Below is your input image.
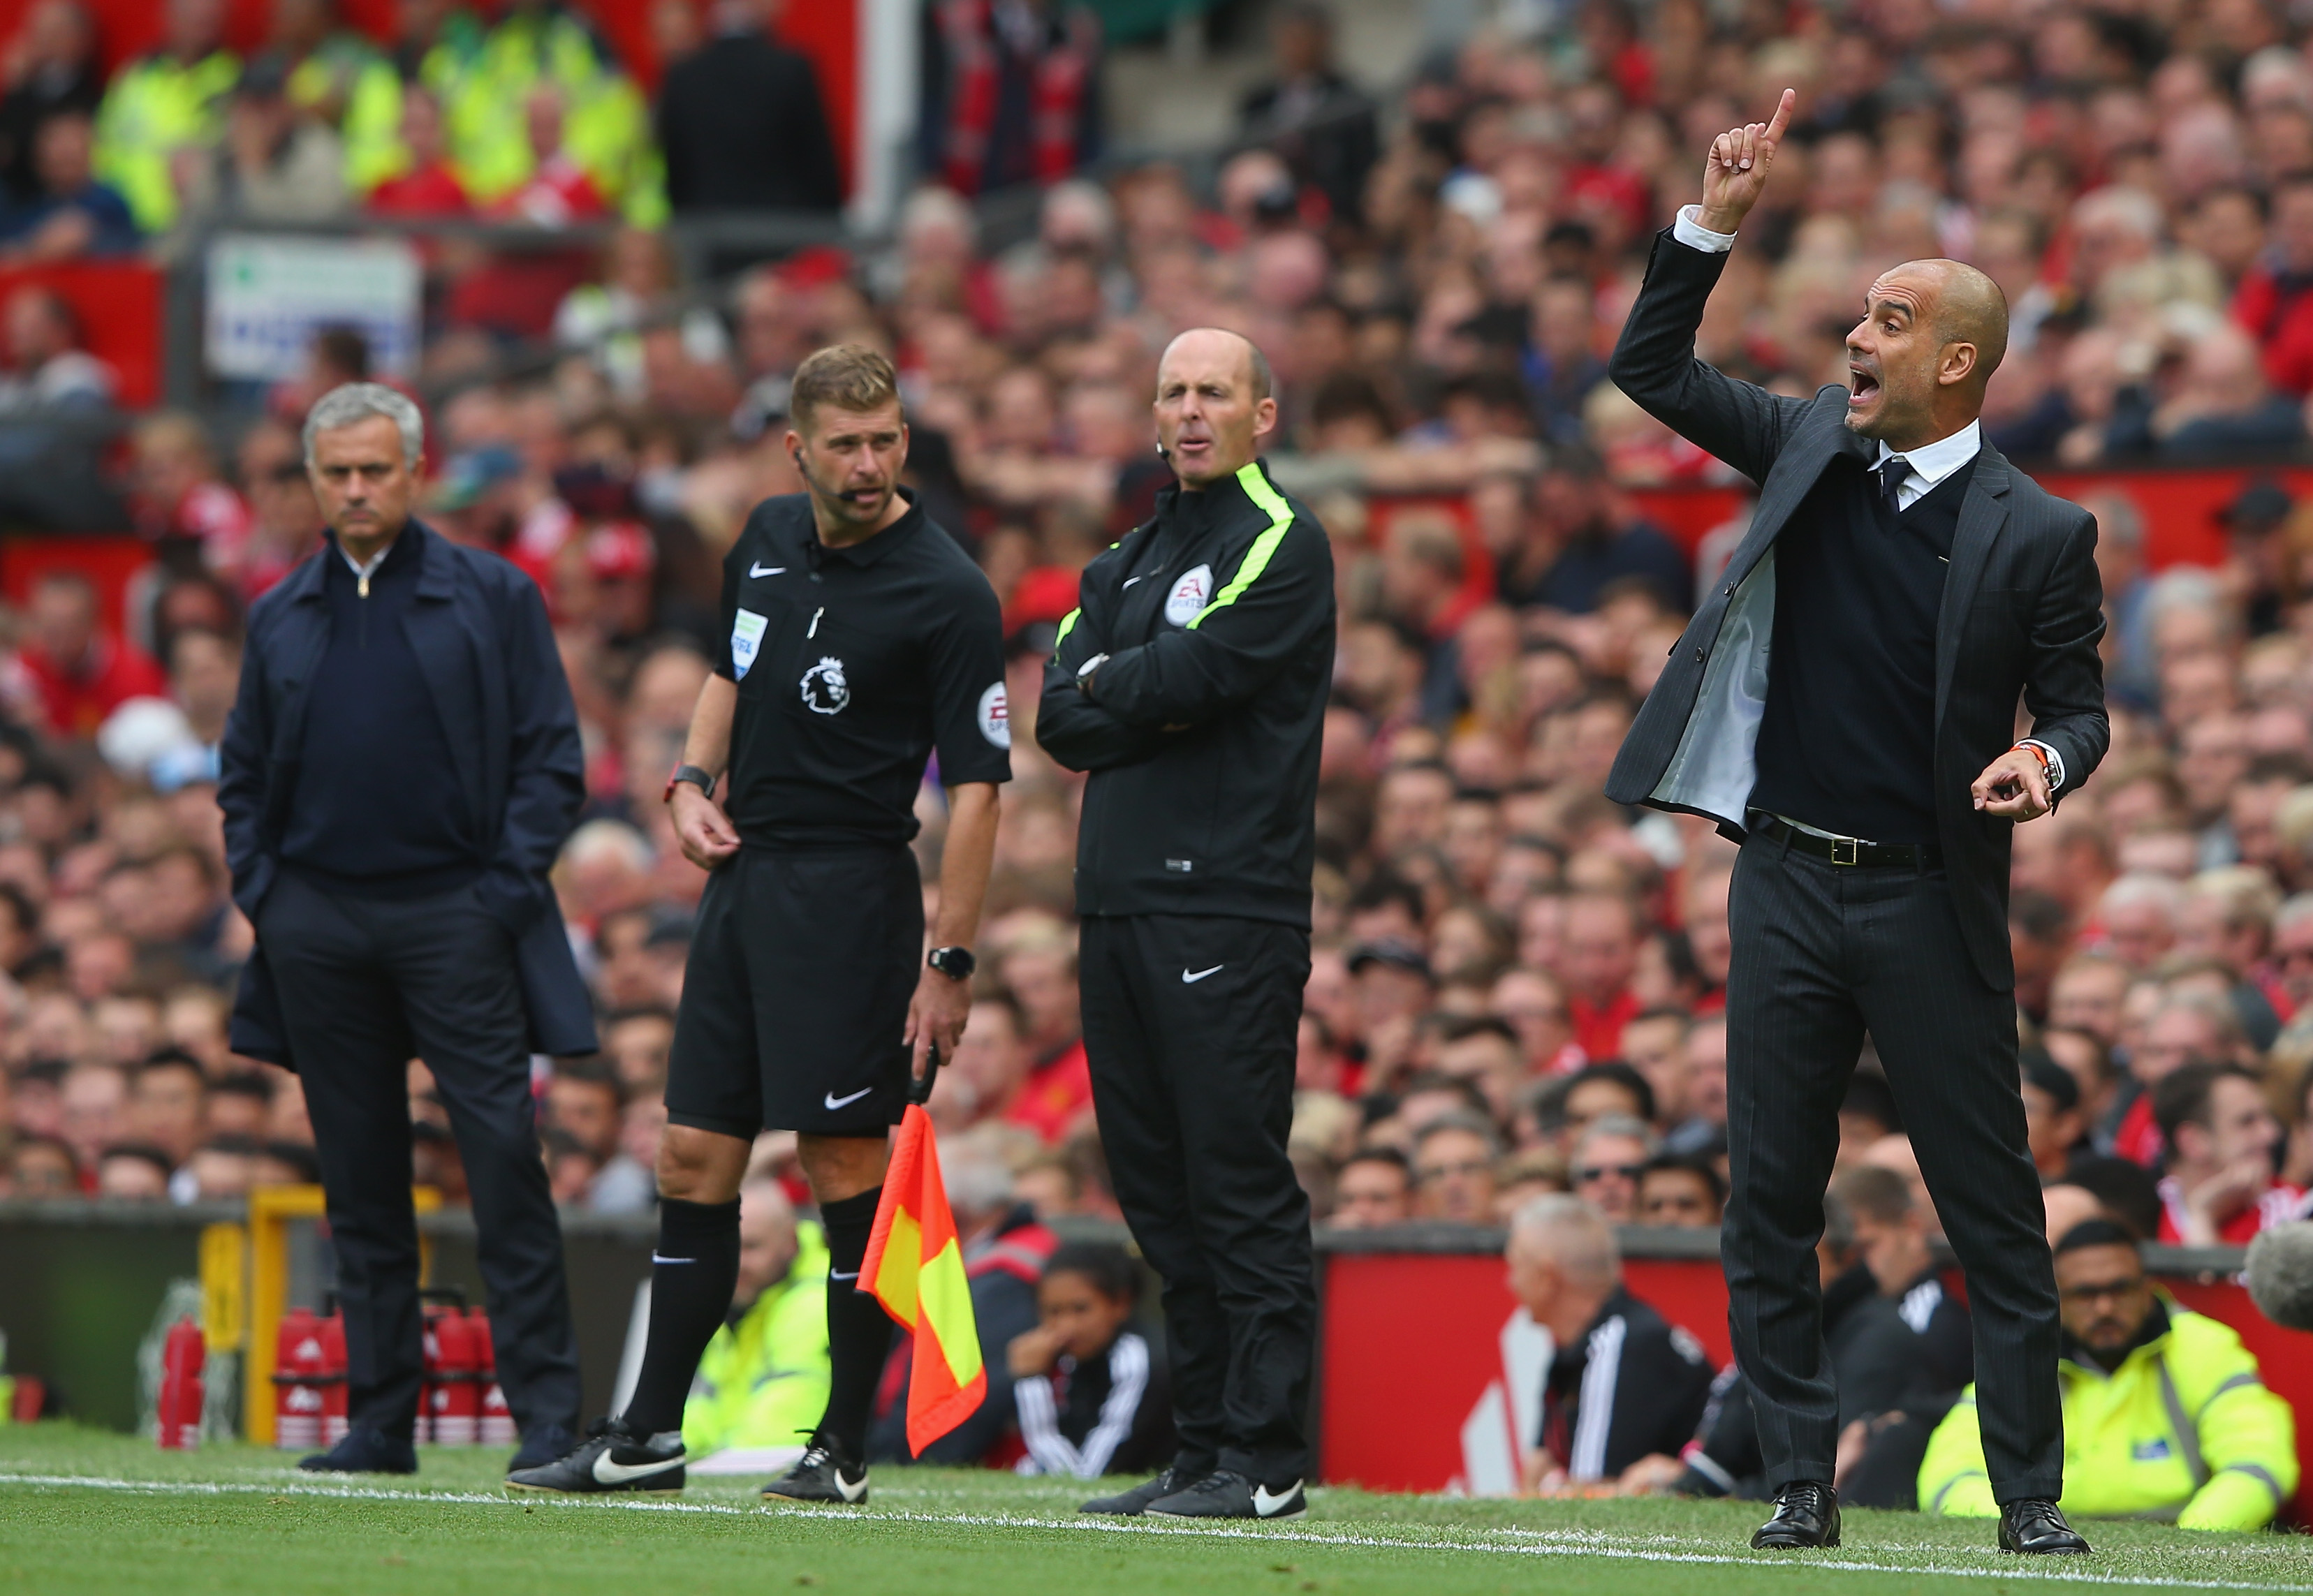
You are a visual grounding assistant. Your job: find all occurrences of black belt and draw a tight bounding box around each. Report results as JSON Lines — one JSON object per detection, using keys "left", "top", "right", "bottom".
{"left": 1752, "top": 813, "right": 1941, "bottom": 869}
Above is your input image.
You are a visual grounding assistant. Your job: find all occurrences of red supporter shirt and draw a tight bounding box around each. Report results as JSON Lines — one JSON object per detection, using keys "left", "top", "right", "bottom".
{"left": 367, "top": 164, "right": 471, "bottom": 218}
{"left": 2155, "top": 1176, "right": 2305, "bottom": 1246}
{"left": 2113, "top": 1094, "right": 2165, "bottom": 1169}
{"left": 1003, "top": 1040, "right": 1094, "bottom": 1144}
{"left": 1569, "top": 989, "right": 1642, "bottom": 1063}
{"left": 20, "top": 635, "right": 168, "bottom": 739}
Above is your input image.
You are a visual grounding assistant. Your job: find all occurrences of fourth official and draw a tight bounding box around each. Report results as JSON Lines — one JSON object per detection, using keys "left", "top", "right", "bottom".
{"left": 1038, "top": 327, "right": 1335, "bottom": 1521}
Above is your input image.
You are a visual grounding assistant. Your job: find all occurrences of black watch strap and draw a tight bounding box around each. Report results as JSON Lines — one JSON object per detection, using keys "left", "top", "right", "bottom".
{"left": 664, "top": 762, "right": 716, "bottom": 803}
{"left": 927, "top": 945, "right": 976, "bottom": 981}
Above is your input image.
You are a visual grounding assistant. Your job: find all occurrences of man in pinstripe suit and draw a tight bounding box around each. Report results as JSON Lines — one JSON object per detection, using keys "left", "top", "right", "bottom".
{"left": 1604, "top": 91, "right": 2108, "bottom": 1554}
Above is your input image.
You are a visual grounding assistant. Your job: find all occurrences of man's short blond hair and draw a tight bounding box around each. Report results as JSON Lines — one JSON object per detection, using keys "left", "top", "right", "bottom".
{"left": 791, "top": 343, "right": 903, "bottom": 433}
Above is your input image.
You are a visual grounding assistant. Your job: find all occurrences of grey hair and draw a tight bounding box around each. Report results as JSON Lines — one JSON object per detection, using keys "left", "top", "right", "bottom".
{"left": 2277, "top": 892, "right": 2313, "bottom": 938}
{"left": 303, "top": 382, "right": 424, "bottom": 467}
{"left": 1572, "top": 1113, "right": 1661, "bottom": 1162}
{"left": 1506, "top": 1192, "right": 1620, "bottom": 1287}
{"left": 1412, "top": 1109, "right": 1504, "bottom": 1159}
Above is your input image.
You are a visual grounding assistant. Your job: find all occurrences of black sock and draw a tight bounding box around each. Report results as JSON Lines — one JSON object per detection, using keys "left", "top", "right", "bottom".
{"left": 620, "top": 1196, "right": 741, "bottom": 1436}
{"left": 816, "top": 1186, "right": 894, "bottom": 1463}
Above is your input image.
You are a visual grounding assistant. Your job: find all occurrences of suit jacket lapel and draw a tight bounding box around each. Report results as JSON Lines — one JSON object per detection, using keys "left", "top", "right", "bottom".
{"left": 1718, "top": 399, "right": 1875, "bottom": 592}
{"left": 1934, "top": 448, "right": 2013, "bottom": 728}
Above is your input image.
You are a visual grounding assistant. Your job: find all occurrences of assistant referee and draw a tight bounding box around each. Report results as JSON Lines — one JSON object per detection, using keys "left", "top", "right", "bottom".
{"left": 512, "top": 345, "right": 1009, "bottom": 1503}
{"left": 1036, "top": 327, "right": 1335, "bottom": 1521}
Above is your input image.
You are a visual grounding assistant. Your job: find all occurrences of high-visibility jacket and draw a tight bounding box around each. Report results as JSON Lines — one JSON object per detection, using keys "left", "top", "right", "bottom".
{"left": 1921, "top": 1299, "right": 2297, "bottom": 1531}
{"left": 284, "top": 41, "right": 406, "bottom": 196}
{"left": 439, "top": 6, "right": 665, "bottom": 224}
{"left": 680, "top": 1222, "right": 830, "bottom": 1456}
{"left": 92, "top": 48, "right": 240, "bottom": 231}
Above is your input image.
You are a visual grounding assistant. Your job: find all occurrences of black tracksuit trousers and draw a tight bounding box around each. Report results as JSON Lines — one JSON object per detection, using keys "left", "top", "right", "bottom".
{"left": 1078, "top": 912, "right": 1315, "bottom": 1488}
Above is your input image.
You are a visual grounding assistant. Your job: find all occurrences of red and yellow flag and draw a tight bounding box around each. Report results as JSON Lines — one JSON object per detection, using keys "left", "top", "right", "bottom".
{"left": 860, "top": 1103, "right": 985, "bottom": 1454}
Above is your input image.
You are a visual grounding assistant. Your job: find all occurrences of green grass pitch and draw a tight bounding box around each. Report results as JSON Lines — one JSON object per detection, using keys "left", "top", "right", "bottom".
{"left": 3, "top": 1425, "right": 2311, "bottom": 1595}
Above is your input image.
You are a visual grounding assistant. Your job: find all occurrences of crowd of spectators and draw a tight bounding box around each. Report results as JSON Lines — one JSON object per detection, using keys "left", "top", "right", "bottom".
{"left": 1, "top": 0, "right": 2312, "bottom": 1506}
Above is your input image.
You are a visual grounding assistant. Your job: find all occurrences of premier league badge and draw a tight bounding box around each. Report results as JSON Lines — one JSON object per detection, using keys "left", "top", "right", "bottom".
{"left": 800, "top": 656, "right": 851, "bottom": 714}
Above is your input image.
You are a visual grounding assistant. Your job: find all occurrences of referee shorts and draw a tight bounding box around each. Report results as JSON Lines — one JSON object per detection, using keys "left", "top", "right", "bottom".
{"left": 665, "top": 843, "right": 921, "bottom": 1139}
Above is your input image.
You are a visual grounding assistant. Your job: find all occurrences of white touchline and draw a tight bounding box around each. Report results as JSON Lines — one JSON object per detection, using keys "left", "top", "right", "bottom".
{"left": 0, "top": 1475, "right": 2298, "bottom": 1592}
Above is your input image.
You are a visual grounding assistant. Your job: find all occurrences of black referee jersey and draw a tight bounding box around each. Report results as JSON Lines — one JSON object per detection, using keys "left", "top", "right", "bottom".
{"left": 1539, "top": 1286, "right": 1717, "bottom": 1483}
{"left": 715, "top": 488, "right": 1012, "bottom": 841}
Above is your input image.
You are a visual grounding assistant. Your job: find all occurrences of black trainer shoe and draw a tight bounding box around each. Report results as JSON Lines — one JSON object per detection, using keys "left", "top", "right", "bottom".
{"left": 2000, "top": 1499, "right": 2090, "bottom": 1554}
{"left": 508, "top": 1421, "right": 575, "bottom": 1475}
{"left": 504, "top": 1417, "right": 686, "bottom": 1494}
{"left": 1081, "top": 1467, "right": 1196, "bottom": 1516}
{"left": 760, "top": 1442, "right": 869, "bottom": 1506}
{"left": 1752, "top": 1480, "right": 1840, "bottom": 1549}
{"left": 1147, "top": 1470, "right": 1306, "bottom": 1521}
{"left": 299, "top": 1426, "right": 417, "bottom": 1475}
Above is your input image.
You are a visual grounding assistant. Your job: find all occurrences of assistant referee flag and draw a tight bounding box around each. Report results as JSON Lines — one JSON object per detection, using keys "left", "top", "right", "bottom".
{"left": 860, "top": 1103, "right": 985, "bottom": 1454}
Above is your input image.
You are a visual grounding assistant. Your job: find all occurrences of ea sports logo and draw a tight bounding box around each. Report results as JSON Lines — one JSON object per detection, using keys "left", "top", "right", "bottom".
{"left": 1164, "top": 563, "right": 1213, "bottom": 627}
{"left": 978, "top": 681, "right": 1010, "bottom": 748}
{"left": 800, "top": 656, "right": 850, "bottom": 714}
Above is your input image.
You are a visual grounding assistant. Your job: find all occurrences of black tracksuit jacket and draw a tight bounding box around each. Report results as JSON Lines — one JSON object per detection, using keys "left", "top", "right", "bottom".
{"left": 1036, "top": 459, "right": 1334, "bottom": 928}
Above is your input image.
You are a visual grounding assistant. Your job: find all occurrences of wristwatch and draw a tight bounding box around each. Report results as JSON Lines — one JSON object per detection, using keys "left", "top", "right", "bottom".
{"left": 663, "top": 763, "right": 716, "bottom": 804}
{"left": 1075, "top": 652, "right": 1110, "bottom": 695}
{"left": 927, "top": 945, "right": 976, "bottom": 981}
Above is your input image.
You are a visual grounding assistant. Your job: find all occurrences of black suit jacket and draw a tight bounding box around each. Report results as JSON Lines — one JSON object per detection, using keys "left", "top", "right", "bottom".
{"left": 1603, "top": 227, "right": 2108, "bottom": 989}
{"left": 218, "top": 520, "right": 596, "bottom": 1066}
{"left": 656, "top": 34, "right": 842, "bottom": 214}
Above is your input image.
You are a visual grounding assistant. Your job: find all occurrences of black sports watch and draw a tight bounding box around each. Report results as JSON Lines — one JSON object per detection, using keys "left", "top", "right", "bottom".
{"left": 663, "top": 762, "right": 716, "bottom": 804}
{"left": 927, "top": 945, "right": 976, "bottom": 982}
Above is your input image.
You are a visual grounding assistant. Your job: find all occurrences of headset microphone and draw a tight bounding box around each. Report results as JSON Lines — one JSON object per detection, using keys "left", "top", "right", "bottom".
{"left": 1155, "top": 441, "right": 1170, "bottom": 460}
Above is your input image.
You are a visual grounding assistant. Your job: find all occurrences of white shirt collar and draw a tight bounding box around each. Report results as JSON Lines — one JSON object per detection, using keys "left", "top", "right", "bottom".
{"left": 1877, "top": 420, "right": 1981, "bottom": 489}
{"left": 339, "top": 540, "right": 393, "bottom": 580}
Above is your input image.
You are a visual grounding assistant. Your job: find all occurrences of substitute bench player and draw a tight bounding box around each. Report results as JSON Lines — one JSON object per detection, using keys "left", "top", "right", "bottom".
{"left": 512, "top": 344, "right": 1009, "bottom": 1503}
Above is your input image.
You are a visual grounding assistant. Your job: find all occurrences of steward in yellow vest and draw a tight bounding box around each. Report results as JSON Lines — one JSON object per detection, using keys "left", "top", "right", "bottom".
{"left": 1921, "top": 1220, "right": 2296, "bottom": 1531}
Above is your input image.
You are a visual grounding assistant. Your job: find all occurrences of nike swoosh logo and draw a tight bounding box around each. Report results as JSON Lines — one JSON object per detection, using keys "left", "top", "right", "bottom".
{"left": 592, "top": 1449, "right": 684, "bottom": 1485}
{"left": 829, "top": 1270, "right": 860, "bottom": 1282}
{"left": 833, "top": 1468, "right": 869, "bottom": 1502}
{"left": 1122, "top": 575, "right": 1145, "bottom": 587}
{"left": 650, "top": 1254, "right": 696, "bottom": 1265}
{"left": 750, "top": 563, "right": 786, "bottom": 577}
{"left": 1182, "top": 964, "right": 1224, "bottom": 983}
{"left": 824, "top": 1086, "right": 874, "bottom": 1110}
{"left": 1252, "top": 1482, "right": 1301, "bottom": 1516}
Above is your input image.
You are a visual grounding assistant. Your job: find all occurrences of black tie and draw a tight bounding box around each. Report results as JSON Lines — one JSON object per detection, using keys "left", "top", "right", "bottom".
{"left": 1879, "top": 456, "right": 1911, "bottom": 512}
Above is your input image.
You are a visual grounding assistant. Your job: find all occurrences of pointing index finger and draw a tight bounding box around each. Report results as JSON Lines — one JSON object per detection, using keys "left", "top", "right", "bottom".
{"left": 1764, "top": 87, "right": 1796, "bottom": 143}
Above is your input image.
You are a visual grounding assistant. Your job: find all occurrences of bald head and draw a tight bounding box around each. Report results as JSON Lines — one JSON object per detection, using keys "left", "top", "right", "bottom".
{"left": 1154, "top": 327, "right": 1279, "bottom": 487}
{"left": 1914, "top": 258, "right": 2009, "bottom": 387}
{"left": 1160, "top": 327, "right": 1272, "bottom": 403}
{"left": 1844, "top": 258, "right": 2011, "bottom": 447}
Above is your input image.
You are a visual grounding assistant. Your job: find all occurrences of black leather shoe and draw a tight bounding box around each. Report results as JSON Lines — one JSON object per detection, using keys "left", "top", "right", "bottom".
{"left": 2000, "top": 1499, "right": 2090, "bottom": 1554}
{"left": 1752, "top": 1480, "right": 1840, "bottom": 1549}
{"left": 298, "top": 1425, "right": 418, "bottom": 1475}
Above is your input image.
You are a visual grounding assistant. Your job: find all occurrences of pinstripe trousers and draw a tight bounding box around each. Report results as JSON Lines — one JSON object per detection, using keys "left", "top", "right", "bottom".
{"left": 1722, "top": 827, "right": 2062, "bottom": 1502}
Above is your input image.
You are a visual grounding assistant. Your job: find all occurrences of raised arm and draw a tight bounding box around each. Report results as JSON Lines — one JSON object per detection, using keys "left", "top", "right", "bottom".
{"left": 1606, "top": 89, "right": 1812, "bottom": 485}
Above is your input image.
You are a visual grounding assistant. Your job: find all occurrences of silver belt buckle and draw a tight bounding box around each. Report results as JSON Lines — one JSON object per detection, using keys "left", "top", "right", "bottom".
{"left": 1830, "top": 836, "right": 1860, "bottom": 866}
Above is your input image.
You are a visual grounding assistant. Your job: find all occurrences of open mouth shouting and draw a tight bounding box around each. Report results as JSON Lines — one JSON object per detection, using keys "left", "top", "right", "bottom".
{"left": 1848, "top": 362, "right": 1882, "bottom": 411}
